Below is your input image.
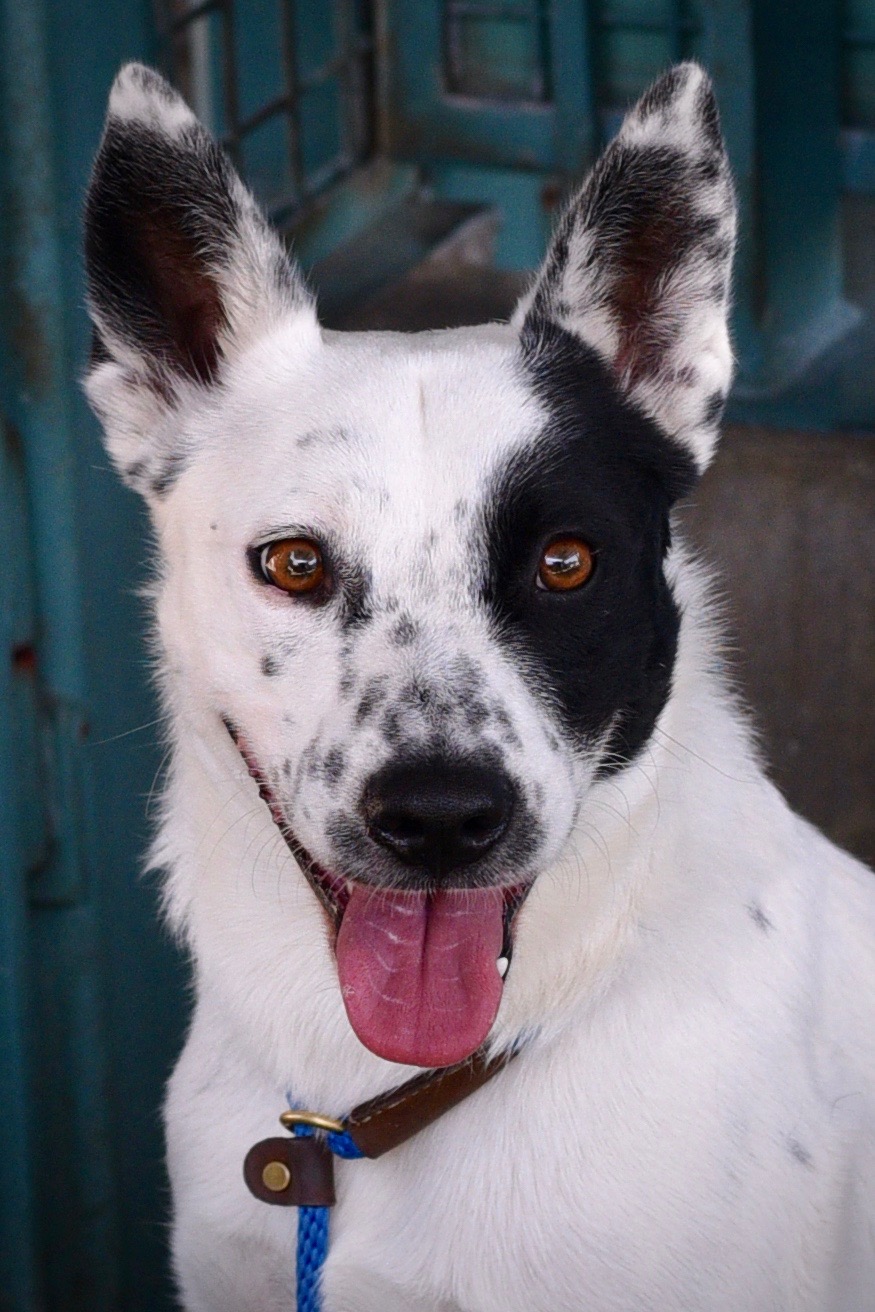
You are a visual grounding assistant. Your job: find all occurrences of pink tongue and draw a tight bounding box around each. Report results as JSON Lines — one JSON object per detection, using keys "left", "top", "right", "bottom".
{"left": 335, "top": 885, "right": 505, "bottom": 1067}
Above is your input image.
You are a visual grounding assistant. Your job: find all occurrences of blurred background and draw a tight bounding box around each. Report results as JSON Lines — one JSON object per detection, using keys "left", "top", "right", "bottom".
{"left": 0, "top": 1, "right": 873, "bottom": 1308}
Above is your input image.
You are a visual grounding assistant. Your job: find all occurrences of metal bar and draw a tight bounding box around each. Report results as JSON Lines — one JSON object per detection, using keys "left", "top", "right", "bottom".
{"left": 338, "top": 0, "right": 373, "bottom": 163}
{"left": 0, "top": 438, "right": 40, "bottom": 1312}
{"left": 234, "top": 91, "right": 295, "bottom": 138}
{"left": 668, "top": 0, "right": 684, "bottom": 61}
{"left": 549, "top": 0, "right": 598, "bottom": 171}
{"left": 300, "top": 150, "right": 357, "bottom": 198}
{"left": 332, "top": 0, "right": 355, "bottom": 162}
{"left": 445, "top": 2, "right": 538, "bottom": 17}
{"left": 280, "top": 0, "right": 305, "bottom": 208}
{"left": 219, "top": 0, "right": 241, "bottom": 153}
{"left": 533, "top": 0, "right": 550, "bottom": 102}
{"left": 297, "top": 40, "right": 374, "bottom": 91}
{"left": 166, "top": 0, "right": 220, "bottom": 36}
{"left": 843, "top": 127, "right": 875, "bottom": 192}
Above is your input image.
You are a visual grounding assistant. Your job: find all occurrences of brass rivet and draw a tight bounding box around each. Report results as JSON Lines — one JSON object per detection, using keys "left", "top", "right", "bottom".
{"left": 262, "top": 1160, "right": 291, "bottom": 1193}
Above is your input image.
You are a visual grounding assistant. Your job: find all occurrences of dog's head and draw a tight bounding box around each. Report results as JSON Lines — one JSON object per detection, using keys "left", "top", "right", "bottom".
{"left": 84, "top": 63, "right": 735, "bottom": 1069}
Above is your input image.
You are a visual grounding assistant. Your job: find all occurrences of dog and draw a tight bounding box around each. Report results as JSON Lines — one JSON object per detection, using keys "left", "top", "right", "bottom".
{"left": 83, "top": 60, "right": 874, "bottom": 1311}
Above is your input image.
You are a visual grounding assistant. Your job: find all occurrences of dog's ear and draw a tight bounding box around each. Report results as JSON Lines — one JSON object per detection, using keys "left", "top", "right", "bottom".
{"left": 514, "top": 63, "right": 736, "bottom": 474}
{"left": 84, "top": 63, "right": 316, "bottom": 496}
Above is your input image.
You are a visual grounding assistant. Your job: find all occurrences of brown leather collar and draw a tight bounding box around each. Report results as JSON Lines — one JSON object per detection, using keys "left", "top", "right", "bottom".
{"left": 244, "top": 1045, "right": 520, "bottom": 1207}
{"left": 342, "top": 1043, "right": 519, "bottom": 1158}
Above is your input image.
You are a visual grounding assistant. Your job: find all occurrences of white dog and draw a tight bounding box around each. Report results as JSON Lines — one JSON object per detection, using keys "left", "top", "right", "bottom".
{"left": 84, "top": 60, "right": 874, "bottom": 1312}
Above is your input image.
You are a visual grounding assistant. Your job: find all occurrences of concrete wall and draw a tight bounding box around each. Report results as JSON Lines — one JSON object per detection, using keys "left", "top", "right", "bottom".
{"left": 680, "top": 426, "right": 875, "bottom": 869}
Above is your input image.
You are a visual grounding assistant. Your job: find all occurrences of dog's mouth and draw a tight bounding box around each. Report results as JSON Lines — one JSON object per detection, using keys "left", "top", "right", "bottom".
{"left": 226, "top": 720, "right": 530, "bottom": 1068}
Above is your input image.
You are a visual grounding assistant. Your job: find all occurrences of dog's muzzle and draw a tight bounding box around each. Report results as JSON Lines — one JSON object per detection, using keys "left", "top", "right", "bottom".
{"left": 223, "top": 717, "right": 532, "bottom": 1069}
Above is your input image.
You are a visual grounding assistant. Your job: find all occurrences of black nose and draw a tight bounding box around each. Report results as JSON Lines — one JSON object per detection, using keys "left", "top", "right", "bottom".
{"left": 362, "top": 760, "right": 514, "bottom": 876}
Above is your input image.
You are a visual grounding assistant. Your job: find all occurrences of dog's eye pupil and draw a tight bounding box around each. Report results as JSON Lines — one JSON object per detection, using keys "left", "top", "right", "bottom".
{"left": 261, "top": 539, "right": 325, "bottom": 595}
{"left": 537, "top": 538, "right": 595, "bottom": 592}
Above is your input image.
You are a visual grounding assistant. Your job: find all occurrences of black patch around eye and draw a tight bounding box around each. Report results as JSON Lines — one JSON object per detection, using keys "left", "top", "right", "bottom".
{"left": 481, "top": 322, "right": 698, "bottom": 775}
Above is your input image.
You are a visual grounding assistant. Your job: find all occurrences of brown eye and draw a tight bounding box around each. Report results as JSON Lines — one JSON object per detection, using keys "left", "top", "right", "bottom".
{"left": 260, "top": 539, "right": 325, "bottom": 595}
{"left": 537, "top": 537, "right": 595, "bottom": 592}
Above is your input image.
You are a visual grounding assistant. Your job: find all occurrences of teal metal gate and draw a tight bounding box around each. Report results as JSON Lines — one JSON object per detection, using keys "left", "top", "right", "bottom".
{"left": 1, "top": 3, "right": 872, "bottom": 1310}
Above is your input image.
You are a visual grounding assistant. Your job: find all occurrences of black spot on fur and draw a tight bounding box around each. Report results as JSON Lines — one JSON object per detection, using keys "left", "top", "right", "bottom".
{"left": 482, "top": 323, "right": 697, "bottom": 773}
{"left": 787, "top": 1138, "right": 813, "bottom": 1169}
{"left": 297, "top": 426, "right": 354, "bottom": 449}
{"left": 696, "top": 77, "right": 725, "bottom": 154}
{"left": 321, "top": 746, "right": 345, "bottom": 784}
{"left": 90, "top": 327, "right": 112, "bottom": 366}
{"left": 391, "top": 615, "right": 420, "bottom": 647}
{"left": 747, "top": 902, "right": 774, "bottom": 933}
{"left": 696, "top": 153, "right": 722, "bottom": 185}
{"left": 449, "top": 655, "right": 484, "bottom": 701}
{"left": 124, "top": 458, "right": 148, "bottom": 484}
{"left": 492, "top": 704, "right": 522, "bottom": 749}
{"left": 150, "top": 448, "right": 189, "bottom": 496}
{"left": 283, "top": 759, "right": 292, "bottom": 779}
{"left": 325, "top": 810, "right": 360, "bottom": 863}
{"left": 400, "top": 679, "right": 434, "bottom": 712}
{"left": 703, "top": 391, "right": 726, "bottom": 428}
{"left": 261, "top": 653, "right": 280, "bottom": 677}
{"left": 341, "top": 562, "right": 373, "bottom": 631}
{"left": 452, "top": 498, "right": 470, "bottom": 524}
{"left": 355, "top": 678, "right": 388, "bottom": 725}
{"left": 381, "top": 708, "right": 403, "bottom": 746}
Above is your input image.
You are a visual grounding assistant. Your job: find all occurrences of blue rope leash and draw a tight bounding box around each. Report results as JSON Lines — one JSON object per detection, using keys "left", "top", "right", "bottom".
{"left": 289, "top": 1121, "right": 363, "bottom": 1312}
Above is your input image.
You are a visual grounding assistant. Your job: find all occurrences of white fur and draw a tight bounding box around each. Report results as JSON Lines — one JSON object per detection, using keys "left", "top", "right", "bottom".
{"left": 151, "top": 327, "right": 874, "bottom": 1311}
{"left": 85, "top": 65, "right": 875, "bottom": 1312}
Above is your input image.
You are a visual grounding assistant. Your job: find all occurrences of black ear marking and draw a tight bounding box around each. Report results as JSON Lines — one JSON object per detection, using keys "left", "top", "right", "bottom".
{"left": 515, "top": 63, "right": 736, "bottom": 474}
{"left": 86, "top": 120, "right": 236, "bottom": 386}
{"left": 84, "top": 64, "right": 312, "bottom": 392}
{"left": 83, "top": 64, "right": 316, "bottom": 499}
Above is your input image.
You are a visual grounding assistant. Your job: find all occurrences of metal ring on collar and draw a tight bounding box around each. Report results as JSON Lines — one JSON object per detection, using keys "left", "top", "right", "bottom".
{"left": 280, "top": 1109, "right": 345, "bottom": 1134}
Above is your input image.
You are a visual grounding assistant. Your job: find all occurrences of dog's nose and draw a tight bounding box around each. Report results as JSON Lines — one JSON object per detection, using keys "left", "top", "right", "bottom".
{"left": 362, "top": 760, "right": 514, "bottom": 875}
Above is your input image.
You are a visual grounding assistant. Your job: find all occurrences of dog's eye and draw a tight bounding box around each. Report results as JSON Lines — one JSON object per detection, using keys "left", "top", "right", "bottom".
{"left": 260, "top": 539, "right": 325, "bottom": 595}
{"left": 537, "top": 538, "right": 595, "bottom": 592}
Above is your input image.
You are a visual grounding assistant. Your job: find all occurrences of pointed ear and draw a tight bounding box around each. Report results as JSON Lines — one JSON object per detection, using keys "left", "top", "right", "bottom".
{"left": 515, "top": 63, "right": 736, "bottom": 473}
{"left": 83, "top": 63, "right": 317, "bottom": 496}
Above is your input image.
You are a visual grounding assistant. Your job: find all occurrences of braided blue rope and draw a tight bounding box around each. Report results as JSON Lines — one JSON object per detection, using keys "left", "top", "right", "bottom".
{"left": 290, "top": 1121, "right": 363, "bottom": 1312}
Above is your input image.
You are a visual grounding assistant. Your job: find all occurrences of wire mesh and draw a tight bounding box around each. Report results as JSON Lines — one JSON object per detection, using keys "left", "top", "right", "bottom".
{"left": 154, "top": 0, "right": 375, "bottom": 223}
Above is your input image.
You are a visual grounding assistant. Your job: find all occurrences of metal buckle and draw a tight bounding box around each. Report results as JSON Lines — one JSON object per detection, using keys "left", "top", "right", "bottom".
{"left": 279, "top": 1109, "right": 345, "bottom": 1134}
